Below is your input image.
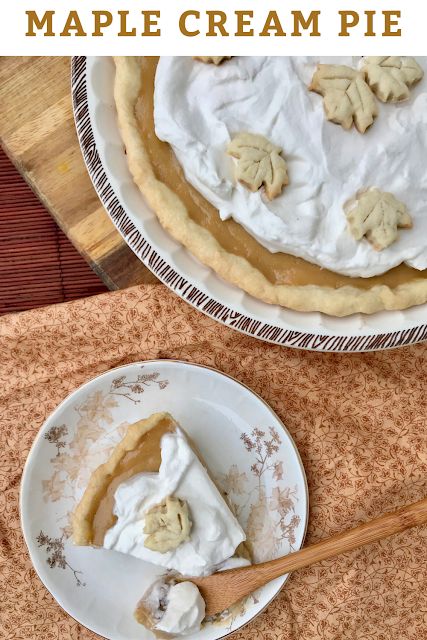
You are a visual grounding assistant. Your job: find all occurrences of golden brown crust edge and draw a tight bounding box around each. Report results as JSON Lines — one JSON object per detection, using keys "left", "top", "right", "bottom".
{"left": 113, "top": 56, "right": 427, "bottom": 317}
{"left": 72, "top": 411, "right": 174, "bottom": 546}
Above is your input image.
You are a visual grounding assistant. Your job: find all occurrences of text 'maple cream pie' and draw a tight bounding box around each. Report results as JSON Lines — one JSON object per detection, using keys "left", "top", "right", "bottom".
{"left": 113, "top": 56, "right": 427, "bottom": 316}
{"left": 72, "top": 412, "right": 250, "bottom": 636}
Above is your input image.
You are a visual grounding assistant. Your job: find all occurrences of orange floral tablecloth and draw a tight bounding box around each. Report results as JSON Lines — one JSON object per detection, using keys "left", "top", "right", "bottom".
{"left": 1, "top": 284, "right": 426, "bottom": 640}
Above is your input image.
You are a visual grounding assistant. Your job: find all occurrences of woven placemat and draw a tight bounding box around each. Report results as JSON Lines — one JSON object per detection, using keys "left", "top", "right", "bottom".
{"left": 0, "top": 148, "right": 107, "bottom": 314}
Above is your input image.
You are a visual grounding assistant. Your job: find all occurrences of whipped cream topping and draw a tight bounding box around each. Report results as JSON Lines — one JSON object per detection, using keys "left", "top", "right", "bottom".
{"left": 154, "top": 57, "right": 427, "bottom": 278}
{"left": 103, "top": 427, "right": 247, "bottom": 576}
{"left": 139, "top": 578, "right": 205, "bottom": 636}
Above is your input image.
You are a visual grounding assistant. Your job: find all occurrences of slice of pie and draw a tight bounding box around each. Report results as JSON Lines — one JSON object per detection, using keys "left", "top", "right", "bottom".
{"left": 113, "top": 56, "right": 427, "bottom": 316}
{"left": 72, "top": 412, "right": 248, "bottom": 577}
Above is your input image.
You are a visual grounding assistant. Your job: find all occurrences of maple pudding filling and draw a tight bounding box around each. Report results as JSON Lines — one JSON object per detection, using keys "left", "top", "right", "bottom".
{"left": 76, "top": 415, "right": 175, "bottom": 547}
{"left": 135, "top": 57, "right": 426, "bottom": 290}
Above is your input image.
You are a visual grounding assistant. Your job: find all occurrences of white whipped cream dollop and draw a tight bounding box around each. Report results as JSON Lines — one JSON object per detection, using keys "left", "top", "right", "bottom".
{"left": 103, "top": 428, "right": 247, "bottom": 576}
{"left": 140, "top": 578, "right": 205, "bottom": 636}
{"left": 155, "top": 581, "right": 205, "bottom": 636}
{"left": 154, "top": 57, "right": 427, "bottom": 278}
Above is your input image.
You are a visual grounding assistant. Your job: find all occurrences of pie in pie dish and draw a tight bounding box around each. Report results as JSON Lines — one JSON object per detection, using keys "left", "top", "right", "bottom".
{"left": 113, "top": 56, "right": 427, "bottom": 316}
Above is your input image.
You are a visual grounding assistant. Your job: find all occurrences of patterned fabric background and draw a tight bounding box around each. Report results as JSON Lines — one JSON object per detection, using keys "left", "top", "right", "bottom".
{"left": 0, "top": 284, "right": 426, "bottom": 640}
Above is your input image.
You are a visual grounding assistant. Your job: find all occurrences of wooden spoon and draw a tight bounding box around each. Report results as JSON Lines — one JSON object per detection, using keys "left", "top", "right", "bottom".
{"left": 190, "top": 496, "right": 427, "bottom": 616}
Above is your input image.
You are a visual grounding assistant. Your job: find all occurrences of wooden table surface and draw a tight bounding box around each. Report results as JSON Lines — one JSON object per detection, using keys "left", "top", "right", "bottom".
{"left": 0, "top": 56, "right": 158, "bottom": 290}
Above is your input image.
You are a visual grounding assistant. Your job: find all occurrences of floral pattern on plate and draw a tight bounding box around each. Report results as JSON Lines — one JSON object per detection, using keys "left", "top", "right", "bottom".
{"left": 219, "top": 427, "right": 301, "bottom": 563}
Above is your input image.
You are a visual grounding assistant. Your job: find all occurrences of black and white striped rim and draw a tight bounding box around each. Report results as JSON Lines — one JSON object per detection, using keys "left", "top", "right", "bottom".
{"left": 71, "top": 57, "right": 427, "bottom": 352}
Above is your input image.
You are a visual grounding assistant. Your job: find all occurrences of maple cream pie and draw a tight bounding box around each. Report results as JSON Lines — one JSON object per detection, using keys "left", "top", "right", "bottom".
{"left": 114, "top": 56, "right": 427, "bottom": 316}
{"left": 73, "top": 412, "right": 249, "bottom": 635}
{"left": 73, "top": 412, "right": 248, "bottom": 575}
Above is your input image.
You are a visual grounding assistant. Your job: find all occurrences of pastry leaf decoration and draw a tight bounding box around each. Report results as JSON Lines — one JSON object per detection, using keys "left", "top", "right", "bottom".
{"left": 227, "top": 132, "right": 289, "bottom": 200}
{"left": 144, "top": 496, "right": 192, "bottom": 553}
{"left": 310, "top": 64, "right": 378, "bottom": 133}
{"left": 362, "top": 56, "right": 424, "bottom": 103}
{"left": 346, "top": 189, "right": 412, "bottom": 251}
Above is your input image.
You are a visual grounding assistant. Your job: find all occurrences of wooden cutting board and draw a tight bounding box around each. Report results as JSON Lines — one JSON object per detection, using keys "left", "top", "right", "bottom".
{"left": 0, "top": 56, "right": 158, "bottom": 289}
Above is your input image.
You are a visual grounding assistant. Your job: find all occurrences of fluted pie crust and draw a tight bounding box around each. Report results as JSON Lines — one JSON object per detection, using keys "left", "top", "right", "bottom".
{"left": 113, "top": 56, "right": 427, "bottom": 316}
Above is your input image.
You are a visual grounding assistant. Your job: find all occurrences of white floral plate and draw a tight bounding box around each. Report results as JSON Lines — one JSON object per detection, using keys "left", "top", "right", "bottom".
{"left": 71, "top": 56, "right": 427, "bottom": 352}
{"left": 20, "top": 360, "right": 308, "bottom": 640}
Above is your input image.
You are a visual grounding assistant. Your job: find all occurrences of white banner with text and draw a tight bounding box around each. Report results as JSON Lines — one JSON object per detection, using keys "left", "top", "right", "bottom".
{"left": 1, "top": 0, "right": 426, "bottom": 55}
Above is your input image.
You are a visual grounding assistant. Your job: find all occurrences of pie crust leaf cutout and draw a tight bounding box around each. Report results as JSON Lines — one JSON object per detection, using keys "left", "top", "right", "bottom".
{"left": 310, "top": 64, "right": 378, "bottom": 133}
{"left": 144, "top": 495, "right": 192, "bottom": 553}
{"left": 362, "top": 57, "right": 424, "bottom": 103}
{"left": 346, "top": 189, "right": 413, "bottom": 251}
{"left": 227, "top": 132, "right": 289, "bottom": 200}
{"left": 194, "top": 56, "right": 232, "bottom": 65}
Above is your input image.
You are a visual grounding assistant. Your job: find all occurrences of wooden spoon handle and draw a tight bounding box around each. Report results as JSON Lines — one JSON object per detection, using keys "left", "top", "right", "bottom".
{"left": 236, "top": 496, "right": 427, "bottom": 592}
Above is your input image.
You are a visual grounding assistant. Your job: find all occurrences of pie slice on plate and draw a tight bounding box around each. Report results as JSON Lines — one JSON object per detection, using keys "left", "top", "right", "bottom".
{"left": 72, "top": 412, "right": 248, "bottom": 576}
{"left": 73, "top": 412, "right": 250, "bottom": 636}
{"left": 113, "top": 56, "right": 427, "bottom": 316}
